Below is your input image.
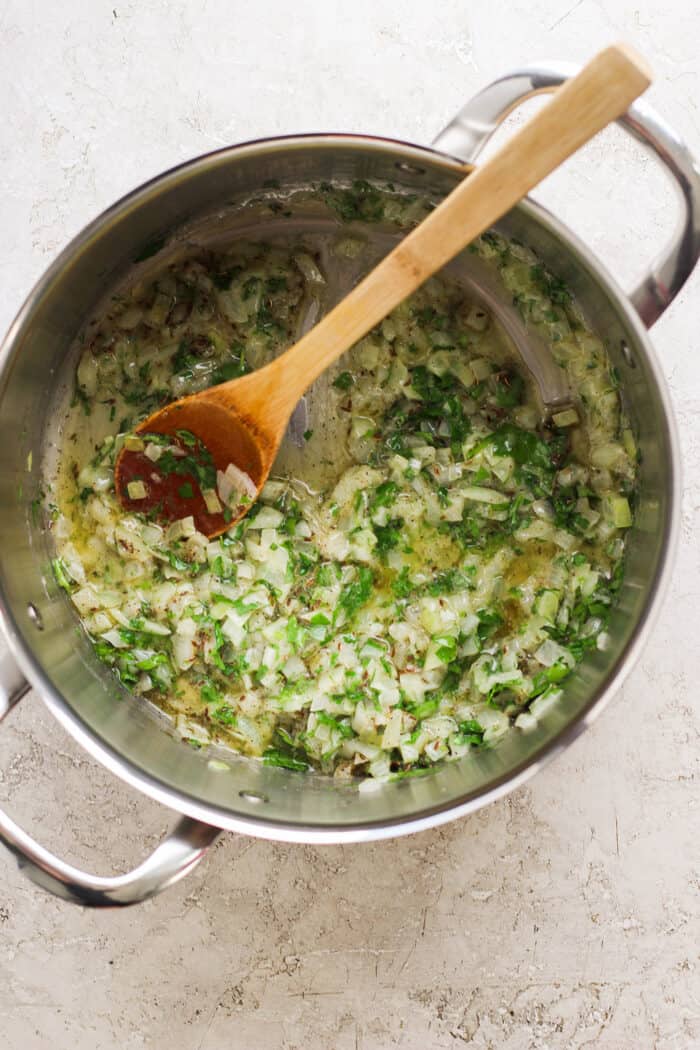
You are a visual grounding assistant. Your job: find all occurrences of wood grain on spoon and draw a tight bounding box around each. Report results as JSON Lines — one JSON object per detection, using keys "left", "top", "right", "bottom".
{"left": 115, "top": 43, "right": 652, "bottom": 538}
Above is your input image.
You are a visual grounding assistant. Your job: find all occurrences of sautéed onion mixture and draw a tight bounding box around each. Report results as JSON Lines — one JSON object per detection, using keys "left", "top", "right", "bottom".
{"left": 52, "top": 201, "right": 636, "bottom": 782}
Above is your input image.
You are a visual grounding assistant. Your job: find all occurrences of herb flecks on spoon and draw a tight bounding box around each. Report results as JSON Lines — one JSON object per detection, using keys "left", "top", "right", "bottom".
{"left": 118, "top": 429, "right": 251, "bottom": 534}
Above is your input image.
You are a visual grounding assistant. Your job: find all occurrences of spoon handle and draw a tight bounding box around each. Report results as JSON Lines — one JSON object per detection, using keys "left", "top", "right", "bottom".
{"left": 264, "top": 43, "right": 651, "bottom": 409}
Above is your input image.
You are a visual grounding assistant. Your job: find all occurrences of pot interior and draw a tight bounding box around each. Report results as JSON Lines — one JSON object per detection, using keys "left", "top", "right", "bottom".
{"left": 0, "top": 138, "right": 677, "bottom": 837}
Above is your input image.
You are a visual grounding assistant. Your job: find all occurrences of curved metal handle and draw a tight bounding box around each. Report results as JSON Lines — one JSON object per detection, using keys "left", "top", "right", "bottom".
{"left": 433, "top": 62, "right": 700, "bottom": 328}
{"left": 0, "top": 645, "right": 220, "bottom": 906}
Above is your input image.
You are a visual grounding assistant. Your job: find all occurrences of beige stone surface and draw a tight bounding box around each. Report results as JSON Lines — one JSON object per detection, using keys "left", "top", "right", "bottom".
{"left": 0, "top": 1, "right": 698, "bottom": 1047}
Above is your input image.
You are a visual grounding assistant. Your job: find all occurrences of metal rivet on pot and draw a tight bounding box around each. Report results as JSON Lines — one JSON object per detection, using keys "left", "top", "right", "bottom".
{"left": 27, "top": 603, "right": 44, "bottom": 630}
{"left": 621, "top": 340, "right": 637, "bottom": 368}
{"left": 239, "top": 790, "right": 269, "bottom": 804}
{"left": 395, "top": 161, "right": 425, "bottom": 176}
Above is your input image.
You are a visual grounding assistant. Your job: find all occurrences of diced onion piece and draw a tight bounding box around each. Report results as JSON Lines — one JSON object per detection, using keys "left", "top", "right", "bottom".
{"left": 534, "top": 589, "right": 560, "bottom": 621}
{"left": 515, "top": 711, "right": 538, "bottom": 732}
{"left": 127, "top": 480, "right": 147, "bottom": 500}
{"left": 85, "top": 611, "right": 112, "bottom": 634}
{"left": 477, "top": 709, "right": 509, "bottom": 745}
{"left": 141, "top": 522, "right": 164, "bottom": 546}
{"left": 591, "top": 441, "right": 627, "bottom": 471}
{"left": 139, "top": 618, "right": 171, "bottom": 637}
{"left": 515, "top": 519, "right": 553, "bottom": 543}
{"left": 381, "top": 318, "right": 397, "bottom": 342}
{"left": 451, "top": 359, "right": 475, "bottom": 389}
{"left": 294, "top": 252, "right": 325, "bottom": 284}
{"left": 534, "top": 638, "right": 575, "bottom": 668}
{"left": 217, "top": 462, "right": 257, "bottom": 507}
{"left": 399, "top": 671, "right": 432, "bottom": 703}
{"left": 430, "top": 329, "right": 454, "bottom": 349}
{"left": 611, "top": 496, "right": 633, "bottom": 528}
{"left": 469, "top": 357, "right": 492, "bottom": 381}
{"left": 427, "top": 350, "right": 452, "bottom": 377}
{"left": 124, "top": 435, "right": 145, "bottom": 452}
{"left": 532, "top": 499, "right": 554, "bottom": 521}
{"left": 461, "top": 486, "right": 504, "bottom": 504}
{"left": 552, "top": 408, "right": 579, "bottom": 428}
{"left": 101, "top": 628, "right": 128, "bottom": 649}
{"left": 357, "top": 338, "right": 380, "bottom": 369}
{"left": 166, "top": 516, "right": 197, "bottom": 542}
{"left": 350, "top": 415, "right": 377, "bottom": 443}
{"left": 553, "top": 529, "right": 577, "bottom": 551}
{"left": 260, "top": 480, "right": 286, "bottom": 501}
{"left": 248, "top": 506, "right": 283, "bottom": 530}
{"left": 202, "top": 488, "right": 223, "bottom": 515}
{"left": 144, "top": 443, "right": 164, "bottom": 462}
{"left": 368, "top": 754, "right": 392, "bottom": 778}
{"left": 71, "top": 585, "right": 100, "bottom": 616}
{"left": 173, "top": 617, "right": 198, "bottom": 670}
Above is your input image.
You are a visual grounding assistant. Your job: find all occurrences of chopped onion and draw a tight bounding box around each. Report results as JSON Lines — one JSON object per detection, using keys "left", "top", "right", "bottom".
{"left": 55, "top": 228, "right": 634, "bottom": 785}
{"left": 217, "top": 462, "right": 257, "bottom": 507}
{"left": 469, "top": 357, "right": 492, "bottom": 381}
{"left": 294, "top": 252, "right": 325, "bottom": 284}
{"left": 166, "top": 517, "right": 197, "bottom": 543}
{"left": 144, "top": 443, "right": 164, "bottom": 462}
{"left": 126, "top": 480, "right": 147, "bottom": 500}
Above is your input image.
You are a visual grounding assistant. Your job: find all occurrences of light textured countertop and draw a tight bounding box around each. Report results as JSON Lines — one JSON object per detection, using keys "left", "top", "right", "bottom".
{"left": 1, "top": 2, "right": 698, "bottom": 1048}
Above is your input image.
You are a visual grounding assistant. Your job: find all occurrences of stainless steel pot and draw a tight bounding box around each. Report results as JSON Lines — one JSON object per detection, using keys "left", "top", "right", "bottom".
{"left": 0, "top": 64, "right": 697, "bottom": 907}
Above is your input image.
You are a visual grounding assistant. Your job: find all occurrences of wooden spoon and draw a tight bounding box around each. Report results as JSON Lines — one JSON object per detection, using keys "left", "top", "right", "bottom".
{"left": 115, "top": 44, "right": 651, "bottom": 538}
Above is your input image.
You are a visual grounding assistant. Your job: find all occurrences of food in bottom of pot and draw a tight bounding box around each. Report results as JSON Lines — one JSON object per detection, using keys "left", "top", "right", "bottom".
{"left": 52, "top": 226, "right": 637, "bottom": 781}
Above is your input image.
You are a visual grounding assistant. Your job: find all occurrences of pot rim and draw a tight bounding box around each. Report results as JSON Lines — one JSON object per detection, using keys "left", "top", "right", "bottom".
{"left": 0, "top": 131, "right": 681, "bottom": 842}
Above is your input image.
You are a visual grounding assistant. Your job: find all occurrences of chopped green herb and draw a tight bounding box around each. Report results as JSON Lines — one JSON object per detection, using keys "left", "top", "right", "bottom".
{"left": 52, "top": 557, "right": 72, "bottom": 592}
{"left": 333, "top": 371, "right": 354, "bottom": 391}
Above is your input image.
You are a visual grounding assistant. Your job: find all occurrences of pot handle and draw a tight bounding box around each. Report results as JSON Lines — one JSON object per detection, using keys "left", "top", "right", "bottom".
{"left": 0, "top": 648, "right": 220, "bottom": 907}
{"left": 432, "top": 62, "right": 700, "bottom": 328}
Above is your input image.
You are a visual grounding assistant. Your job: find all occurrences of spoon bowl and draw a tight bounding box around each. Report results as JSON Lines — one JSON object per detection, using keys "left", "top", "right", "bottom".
{"left": 115, "top": 377, "right": 276, "bottom": 537}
